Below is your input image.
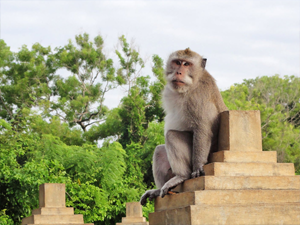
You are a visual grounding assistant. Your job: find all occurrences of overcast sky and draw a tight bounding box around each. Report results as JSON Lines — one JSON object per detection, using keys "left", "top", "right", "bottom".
{"left": 1, "top": 0, "right": 299, "bottom": 108}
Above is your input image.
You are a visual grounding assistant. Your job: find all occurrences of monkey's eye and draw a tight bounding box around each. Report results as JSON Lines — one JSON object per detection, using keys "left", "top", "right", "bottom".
{"left": 175, "top": 60, "right": 181, "bottom": 66}
{"left": 183, "top": 62, "right": 190, "bottom": 66}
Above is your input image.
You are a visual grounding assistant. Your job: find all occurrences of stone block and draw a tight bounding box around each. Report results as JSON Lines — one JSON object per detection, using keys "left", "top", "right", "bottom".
{"left": 39, "top": 183, "right": 65, "bottom": 208}
{"left": 211, "top": 150, "right": 277, "bottom": 163}
{"left": 122, "top": 217, "right": 146, "bottom": 223}
{"left": 22, "top": 214, "right": 84, "bottom": 225}
{"left": 32, "top": 207, "right": 74, "bottom": 215}
{"left": 149, "top": 203, "right": 300, "bottom": 225}
{"left": 116, "top": 202, "right": 148, "bottom": 225}
{"left": 126, "top": 202, "right": 143, "bottom": 217}
{"left": 155, "top": 189, "right": 300, "bottom": 212}
{"left": 218, "top": 111, "right": 262, "bottom": 151}
{"left": 203, "top": 162, "right": 295, "bottom": 176}
{"left": 173, "top": 175, "right": 300, "bottom": 193}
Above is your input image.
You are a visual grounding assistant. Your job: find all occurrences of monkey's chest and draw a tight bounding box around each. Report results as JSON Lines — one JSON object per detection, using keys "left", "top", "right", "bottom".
{"left": 164, "top": 109, "right": 192, "bottom": 135}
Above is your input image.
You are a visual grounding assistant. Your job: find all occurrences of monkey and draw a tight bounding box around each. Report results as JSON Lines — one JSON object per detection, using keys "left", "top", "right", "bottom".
{"left": 140, "top": 48, "right": 228, "bottom": 205}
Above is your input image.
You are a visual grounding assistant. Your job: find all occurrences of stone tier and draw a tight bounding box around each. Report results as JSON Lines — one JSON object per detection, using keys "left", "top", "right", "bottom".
{"left": 173, "top": 175, "right": 300, "bottom": 192}
{"left": 149, "top": 203, "right": 300, "bottom": 225}
{"left": 116, "top": 202, "right": 148, "bottom": 225}
{"left": 211, "top": 150, "right": 277, "bottom": 163}
{"left": 22, "top": 183, "right": 93, "bottom": 225}
{"left": 204, "top": 162, "right": 295, "bottom": 176}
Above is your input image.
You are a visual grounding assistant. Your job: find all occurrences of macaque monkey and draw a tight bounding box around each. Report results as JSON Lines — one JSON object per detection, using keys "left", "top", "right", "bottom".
{"left": 140, "top": 48, "right": 228, "bottom": 205}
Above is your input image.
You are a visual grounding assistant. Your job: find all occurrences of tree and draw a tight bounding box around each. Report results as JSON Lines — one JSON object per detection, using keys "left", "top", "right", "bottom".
{"left": 52, "top": 33, "right": 122, "bottom": 132}
{"left": 0, "top": 41, "right": 57, "bottom": 131}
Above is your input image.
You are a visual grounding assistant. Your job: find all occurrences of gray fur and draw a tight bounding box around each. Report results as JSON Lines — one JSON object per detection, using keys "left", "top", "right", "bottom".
{"left": 140, "top": 49, "right": 228, "bottom": 205}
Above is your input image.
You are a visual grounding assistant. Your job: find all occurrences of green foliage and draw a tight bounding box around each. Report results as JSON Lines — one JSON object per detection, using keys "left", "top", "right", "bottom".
{"left": 0, "top": 123, "right": 139, "bottom": 224}
{"left": 142, "top": 121, "right": 165, "bottom": 186}
{"left": 0, "top": 41, "right": 56, "bottom": 130}
{"left": 84, "top": 108, "right": 122, "bottom": 143}
{"left": 145, "top": 55, "right": 166, "bottom": 123}
{"left": 29, "top": 115, "right": 84, "bottom": 146}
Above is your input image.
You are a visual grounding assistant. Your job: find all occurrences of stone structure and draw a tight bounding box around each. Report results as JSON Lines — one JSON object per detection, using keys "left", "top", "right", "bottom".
{"left": 116, "top": 202, "right": 148, "bottom": 225}
{"left": 22, "top": 183, "right": 93, "bottom": 225}
{"left": 149, "top": 110, "right": 300, "bottom": 225}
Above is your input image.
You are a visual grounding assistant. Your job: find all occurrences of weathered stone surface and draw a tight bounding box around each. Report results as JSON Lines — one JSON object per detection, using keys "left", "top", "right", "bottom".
{"left": 39, "top": 183, "right": 65, "bottom": 208}
{"left": 173, "top": 175, "right": 300, "bottom": 193}
{"left": 150, "top": 203, "right": 300, "bottom": 225}
{"left": 32, "top": 207, "right": 74, "bottom": 215}
{"left": 116, "top": 223, "right": 148, "bottom": 225}
{"left": 218, "top": 111, "right": 262, "bottom": 151}
{"left": 211, "top": 150, "right": 277, "bottom": 163}
{"left": 22, "top": 183, "right": 93, "bottom": 225}
{"left": 155, "top": 189, "right": 300, "bottom": 212}
{"left": 22, "top": 215, "right": 84, "bottom": 225}
{"left": 204, "top": 162, "right": 295, "bottom": 176}
{"left": 122, "top": 217, "right": 146, "bottom": 223}
{"left": 126, "top": 202, "right": 143, "bottom": 217}
{"left": 116, "top": 202, "right": 148, "bottom": 225}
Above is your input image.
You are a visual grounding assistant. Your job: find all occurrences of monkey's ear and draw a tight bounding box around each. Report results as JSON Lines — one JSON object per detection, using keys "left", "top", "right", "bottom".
{"left": 201, "top": 58, "right": 207, "bottom": 69}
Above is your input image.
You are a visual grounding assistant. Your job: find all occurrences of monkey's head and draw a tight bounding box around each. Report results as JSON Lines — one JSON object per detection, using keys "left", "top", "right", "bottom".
{"left": 165, "top": 48, "right": 206, "bottom": 93}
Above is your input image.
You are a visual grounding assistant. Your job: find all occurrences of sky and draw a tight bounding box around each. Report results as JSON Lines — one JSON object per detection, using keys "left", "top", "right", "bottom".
{"left": 1, "top": 0, "right": 299, "bottom": 109}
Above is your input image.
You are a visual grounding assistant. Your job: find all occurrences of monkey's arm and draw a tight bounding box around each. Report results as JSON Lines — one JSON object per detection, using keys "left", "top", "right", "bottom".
{"left": 191, "top": 124, "right": 214, "bottom": 178}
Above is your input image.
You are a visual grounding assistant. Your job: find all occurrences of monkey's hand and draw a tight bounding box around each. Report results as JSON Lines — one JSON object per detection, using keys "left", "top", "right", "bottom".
{"left": 140, "top": 189, "right": 160, "bottom": 206}
{"left": 191, "top": 165, "right": 205, "bottom": 178}
{"left": 160, "top": 186, "right": 169, "bottom": 198}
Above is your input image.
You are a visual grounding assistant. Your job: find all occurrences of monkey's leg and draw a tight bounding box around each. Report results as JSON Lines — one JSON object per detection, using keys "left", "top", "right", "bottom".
{"left": 140, "top": 145, "right": 174, "bottom": 205}
{"left": 153, "top": 144, "right": 175, "bottom": 188}
{"left": 160, "top": 130, "right": 193, "bottom": 198}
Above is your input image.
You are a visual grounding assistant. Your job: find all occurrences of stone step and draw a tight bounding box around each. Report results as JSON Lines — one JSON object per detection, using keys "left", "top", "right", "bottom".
{"left": 21, "top": 215, "right": 84, "bottom": 225}
{"left": 32, "top": 207, "right": 74, "bottom": 215}
{"left": 117, "top": 223, "right": 148, "bottom": 225}
{"left": 211, "top": 150, "right": 277, "bottom": 163}
{"left": 155, "top": 189, "right": 300, "bottom": 212}
{"left": 204, "top": 162, "right": 295, "bottom": 176}
{"left": 149, "top": 203, "right": 300, "bottom": 225}
{"left": 173, "top": 176, "right": 300, "bottom": 193}
{"left": 122, "top": 217, "right": 147, "bottom": 223}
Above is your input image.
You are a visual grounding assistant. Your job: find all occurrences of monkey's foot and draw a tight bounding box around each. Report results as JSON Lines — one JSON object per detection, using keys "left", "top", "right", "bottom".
{"left": 140, "top": 189, "right": 160, "bottom": 206}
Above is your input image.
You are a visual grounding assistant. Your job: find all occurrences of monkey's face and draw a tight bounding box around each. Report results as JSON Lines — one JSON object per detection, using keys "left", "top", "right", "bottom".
{"left": 166, "top": 59, "right": 194, "bottom": 93}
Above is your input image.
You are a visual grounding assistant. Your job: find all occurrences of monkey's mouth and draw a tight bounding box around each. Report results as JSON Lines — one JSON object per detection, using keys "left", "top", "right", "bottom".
{"left": 172, "top": 80, "right": 185, "bottom": 86}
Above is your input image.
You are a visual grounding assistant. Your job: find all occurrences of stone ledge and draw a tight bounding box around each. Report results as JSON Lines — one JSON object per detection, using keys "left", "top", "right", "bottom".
{"left": 149, "top": 203, "right": 300, "bottom": 225}
{"left": 32, "top": 207, "right": 74, "bottom": 215}
{"left": 211, "top": 150, "right": 277, "bottom": 163}
{"left": 122, "top": 217, "right": 146, "bottom": 223}
{"left": 155, "top": 189, "right": 300, "bottom": 212}
{"left": 204, "top": 162, "right": 295, "bottom": 176}
{"left": 22, "top": 215, "right": 84, "bottom": 225}
{"left": 173, "top": 175, "right": 300, "bottom": 193}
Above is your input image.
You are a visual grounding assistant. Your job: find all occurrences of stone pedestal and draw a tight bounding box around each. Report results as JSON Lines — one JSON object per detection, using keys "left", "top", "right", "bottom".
{"left": 117, "top": 202, "right": 148, "bottom": 225}
{"left": 149, "top": 110, "right": 300, "bottom": 225}
{"left": 22, "top": 183, "right": 93, "bottom": 225}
